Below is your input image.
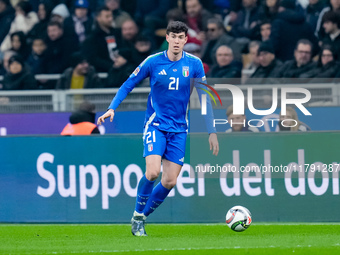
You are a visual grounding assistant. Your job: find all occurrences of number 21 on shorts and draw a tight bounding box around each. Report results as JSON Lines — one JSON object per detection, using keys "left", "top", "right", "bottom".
{"left": 145, "top": 131, "right": 156, "bottom": 144}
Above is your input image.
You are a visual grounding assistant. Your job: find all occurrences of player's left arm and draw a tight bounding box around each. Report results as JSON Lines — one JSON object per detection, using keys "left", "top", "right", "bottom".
{"left": 194, "top": 60, "right": 219, "bottom": 156}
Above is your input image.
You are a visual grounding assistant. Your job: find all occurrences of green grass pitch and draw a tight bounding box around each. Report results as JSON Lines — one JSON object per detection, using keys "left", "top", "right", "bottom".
{"left": 1, "top": 224, "right": 340, "bottom": 255}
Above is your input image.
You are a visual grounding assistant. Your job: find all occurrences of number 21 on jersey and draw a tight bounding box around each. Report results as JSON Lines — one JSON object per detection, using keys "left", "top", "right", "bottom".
{"left": 169, "top": 77, "right": 179, "bottom": 90}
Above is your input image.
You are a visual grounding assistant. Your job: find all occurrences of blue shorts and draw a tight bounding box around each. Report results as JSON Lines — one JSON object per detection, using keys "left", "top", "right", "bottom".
{"left": 143, "top": 125, "right": 187, "bottom": 166}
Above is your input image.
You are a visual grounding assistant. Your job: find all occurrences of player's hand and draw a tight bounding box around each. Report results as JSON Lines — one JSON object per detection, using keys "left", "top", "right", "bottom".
{"left": 97, "top": 109, "right": 115, "bottom": 125}
{"left": 209, "top": 133, "right": 219, "bottom": 156}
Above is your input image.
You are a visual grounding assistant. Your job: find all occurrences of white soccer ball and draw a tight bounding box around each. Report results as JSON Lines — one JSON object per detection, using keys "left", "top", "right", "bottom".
{"left": 226, "top": 205, "right": 252, "bottom": 232}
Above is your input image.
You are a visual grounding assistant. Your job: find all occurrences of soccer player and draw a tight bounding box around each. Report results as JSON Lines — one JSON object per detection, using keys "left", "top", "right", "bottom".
{"left": 97, "top": 21, "right": 219, "bottom": 236}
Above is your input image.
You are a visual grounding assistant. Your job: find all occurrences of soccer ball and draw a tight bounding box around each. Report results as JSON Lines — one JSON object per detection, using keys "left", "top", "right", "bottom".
{"left": 225, "top": 205, "right": 252, "bottom": 232}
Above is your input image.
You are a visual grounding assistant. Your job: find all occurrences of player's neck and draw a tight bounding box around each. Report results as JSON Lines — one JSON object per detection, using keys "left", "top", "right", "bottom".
{"left": 167, "top": 50, "right": 183, "bottom": 62}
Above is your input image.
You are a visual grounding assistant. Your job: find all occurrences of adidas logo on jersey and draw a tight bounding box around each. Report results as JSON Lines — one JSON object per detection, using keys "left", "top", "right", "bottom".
{"left": 158, "top": 69, "right": 167, "bottom": 75}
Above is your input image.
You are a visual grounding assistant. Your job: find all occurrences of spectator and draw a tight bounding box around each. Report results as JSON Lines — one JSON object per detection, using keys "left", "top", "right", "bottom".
{"left": 225, "top": 105, "right": 259, "bottom": 132}
{"left": 1, "top": 1, "right": 38, "bottom": 52}
{"left": 185, "top": 0, "right": 213, "bottom": 34}
{"left": 42, "top": 21, "right": 78, "bottom": 75}
{"left": 9, "top": 31, "right": 29, "bottom": 60}
{"left": 27, "top": 0, "right": 53, "bottom": 44}
{"left": 26, "top": 37, "right": 47, "bottom": 75}
{"left": 50, "top": 3, "right": 70, "bottom": 24}
{"left": 247, "top": 41, "right": 282, "bottom": 84}
{"left": 56, "top": 52, "right": 101, "bottom": 89}
{"left": 301, "top": 44, "right": 340, "bottom": 82}
{"left": 135, "top": 0, "right": 175, "bottom": 30}
{"left": 231, "top": 0, "right": 260, "bottom": 39}
{"left": 211, "top": 0, "right": 232, "bottom": 18}
{"left": 1, "top": 55, "right": 37, "bottom": 90}
{"left": 276, "top": 39, "right": 316, "bottom": 80}
{"left": 121, "top": 19, "right": 139, "bottom": 50}
{"left": 201, "top": 18, "right": 247, "bottom": 65}
{"left": 105, "top": 0, "right": 131, "bottom": 28}
{"left": 132, "top": 34, "right": 152, "bottom": 67}
{"left": 321, "top": 11, "right": 340, "bottom": 58}
{"left": 278, "top": 106, "right": 310, "bottom": 131}
{"left": 61, "top": 101, "right": 100, "bottom": 135}
{"left": 306, "top": 0, "right": 326, "bottom": 32}
{"left": 183, "top": 42, "right": 209, "bottom": 74}
{"left": 207, "top": 45, "right": 242, "bottom": 78}
{"left": 222, "top": 0, "right": 243, "bottom": 29}
{"left": 244, "top": 40, "right": 260, "bottom": 71}
{"left": 270, "top": 0, "right": 318, "bottom": 61}
{"left": 135, "top": 0, "right": 176, "bottom": 48}
{"left": 315, "top": 0, "right": 340, "bottom": 40}
{"left": 0, "top": 0, "right": 15, "bottom": 46}
{"left": 185, "top": 0, "right": 214, "bottom": 44}
{"left": 260, "top": 20, "right": 271, "bottom": 41}
{"left": 82, "top": 6, "right": 121, "bottom": 72}
{"left": 0, "top": 49, "right": 16, "bottom": 75}
{"left": 106, "top": 48, "right": 135, "bottom": 88}
{"left": 63, "top": 0, "right": 93, "bottom": 47}
{"left": 258, "top": 0, "right": 280, "bottom": 21}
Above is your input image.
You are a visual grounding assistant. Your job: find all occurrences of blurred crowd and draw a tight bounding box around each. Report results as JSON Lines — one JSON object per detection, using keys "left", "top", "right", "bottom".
{"left": 0, "top": 0, "right": 339, "bottom": 90}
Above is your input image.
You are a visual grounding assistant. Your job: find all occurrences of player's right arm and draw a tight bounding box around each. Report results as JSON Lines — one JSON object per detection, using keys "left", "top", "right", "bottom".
{"left": 97, "top": 57, "right": 151, "bottom": 125}
{"left": 97, "top": 109, "right": 114, "bottom": 125}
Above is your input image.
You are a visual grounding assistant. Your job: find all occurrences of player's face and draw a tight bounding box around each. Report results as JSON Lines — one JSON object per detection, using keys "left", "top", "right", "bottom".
{"left": 166, "top": 32, "right": 187, "bottom": 55}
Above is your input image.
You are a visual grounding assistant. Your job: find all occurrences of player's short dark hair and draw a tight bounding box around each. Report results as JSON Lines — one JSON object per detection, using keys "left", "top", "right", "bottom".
{"left": 166, "top": 21, "right": 188, "bottom": 35}
{"left": 95, "top": 5, "right": 111, "bottom": 17}
{"left": 47, "top": 20, "right": 63, "bottom": 29}
{"left": 322, "top": 11, "right": 340, "bottom": 27}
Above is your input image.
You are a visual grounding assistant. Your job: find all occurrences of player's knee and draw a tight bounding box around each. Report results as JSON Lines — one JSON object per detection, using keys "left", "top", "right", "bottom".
{"left": 162, "top": 179, "right": 176, "bottom": 189}
{"left": 145, "top": 170, "right": 160, "bottom": 181}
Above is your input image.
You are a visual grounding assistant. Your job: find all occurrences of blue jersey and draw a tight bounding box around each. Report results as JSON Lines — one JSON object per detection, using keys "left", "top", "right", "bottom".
{"left": 109, "top": 50, "right": 215, "bottom": 133}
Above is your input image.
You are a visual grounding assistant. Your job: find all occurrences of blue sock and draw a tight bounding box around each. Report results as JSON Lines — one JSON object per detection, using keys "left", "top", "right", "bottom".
{"left": 135, "top": 175, "right": 155, "bottom": 213}
{"left": 143, "top": 182, "right": 171, "bottom": 217}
